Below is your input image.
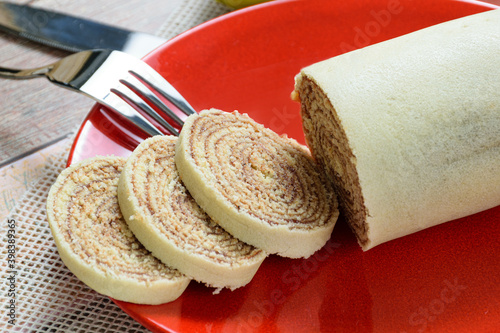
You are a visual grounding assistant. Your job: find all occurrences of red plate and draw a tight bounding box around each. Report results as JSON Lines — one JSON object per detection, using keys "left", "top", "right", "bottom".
{"left": 68, "top": 0, "right": 500, "bottom": 332}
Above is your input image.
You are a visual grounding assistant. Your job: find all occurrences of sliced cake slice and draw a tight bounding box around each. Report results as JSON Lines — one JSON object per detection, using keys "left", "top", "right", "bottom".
{"left": 175, "top": 109, "right": 339, "bottom": 259}
{"left": 118, "top": 135, "right": 266, "bottom": 291}
{"left": 46, "top": 156, "right": 190, "bottom": 305}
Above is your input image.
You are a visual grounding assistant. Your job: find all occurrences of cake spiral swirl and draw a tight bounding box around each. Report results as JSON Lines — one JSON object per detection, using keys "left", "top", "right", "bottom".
{"left": 118, "top": 135, "right": 266, "bottom": 290}
{"left": 175, "top": 109, "right": 339, "bottom": 258}
{"left": 46, "top": 156, "right": 190, "bottom": 305}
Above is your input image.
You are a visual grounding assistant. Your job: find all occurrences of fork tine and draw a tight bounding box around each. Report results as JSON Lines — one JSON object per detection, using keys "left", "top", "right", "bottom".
{"left": 111, "top": 82, "right": 180, "bottom": 136}
{"left": 129, "top": 67, "right": 197, "bottom": 117}
{"left": 101, "top": 93, "right": 164, "bottom": 137}
{"left": 121, "top": 75, "right": 184, "bottom": 127}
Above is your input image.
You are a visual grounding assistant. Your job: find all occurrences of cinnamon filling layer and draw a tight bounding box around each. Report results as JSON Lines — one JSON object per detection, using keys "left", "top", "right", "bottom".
{"left": 297, "top": 78, "right": 369, "bottom": 246}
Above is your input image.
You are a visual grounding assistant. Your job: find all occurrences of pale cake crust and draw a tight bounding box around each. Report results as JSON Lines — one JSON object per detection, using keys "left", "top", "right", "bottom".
{"left": 46, "top": 156, "right": 190, "bottom": 305}
{"left": 175, "top": 109, "right": 339, "bottom": 258}
{"left": 118, "top": 135, "right": 266, "bottom": 290}
{"left": 294, "top": 10, "right": 500, "bottom": 250}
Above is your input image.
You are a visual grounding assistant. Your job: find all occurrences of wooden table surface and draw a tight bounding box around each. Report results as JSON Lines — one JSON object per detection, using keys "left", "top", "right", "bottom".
{"left": 0, "top": 0, "right": 183, "bottom": 167}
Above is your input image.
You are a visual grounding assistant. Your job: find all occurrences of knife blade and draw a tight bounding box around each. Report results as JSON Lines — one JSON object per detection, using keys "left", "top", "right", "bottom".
{"left": 0, "top": 2, "right": 167, "bottom": 58}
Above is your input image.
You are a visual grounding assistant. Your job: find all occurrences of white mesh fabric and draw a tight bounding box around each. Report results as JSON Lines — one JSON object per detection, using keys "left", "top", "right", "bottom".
{"left": 157, "top": 0, "right": 231, "bottom": 40}
{"left": 2, "top": 140, "right": 148, "bottom": 332}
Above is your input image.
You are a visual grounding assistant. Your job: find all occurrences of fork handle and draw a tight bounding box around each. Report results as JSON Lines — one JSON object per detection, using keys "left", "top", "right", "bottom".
{"left": 0, "top": 66, "right": 50, "bottom": 79}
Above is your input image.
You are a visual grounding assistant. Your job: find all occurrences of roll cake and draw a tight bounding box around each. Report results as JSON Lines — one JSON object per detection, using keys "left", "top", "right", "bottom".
{"left": 293, "top": 9, "right": 500, "bottom": 250}
{"left": 46, "top": 156, "right": 190, "bottom": 304}
{"left": 175, "top": 109, "right": 339, "bottom": 258}
{"left": 118, "top": 135, "right": 266, "bottom": 290}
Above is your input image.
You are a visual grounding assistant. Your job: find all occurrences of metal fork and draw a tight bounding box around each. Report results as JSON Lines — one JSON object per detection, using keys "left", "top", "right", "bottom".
{"left": 0, "top": 49, "right": 196, "bottom": 136}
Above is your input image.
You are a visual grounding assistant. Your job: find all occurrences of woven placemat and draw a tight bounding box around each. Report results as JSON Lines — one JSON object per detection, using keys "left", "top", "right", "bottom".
{"left": 1, "top": 1, "right": 231, "bottom": 332}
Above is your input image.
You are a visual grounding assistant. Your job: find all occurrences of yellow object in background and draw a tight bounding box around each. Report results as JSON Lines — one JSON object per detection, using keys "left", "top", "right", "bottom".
{"left": 216, "top": 0, "right": 272, "bottom": 9}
